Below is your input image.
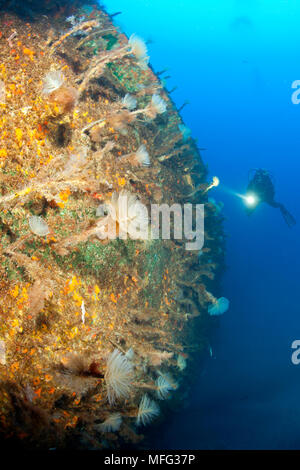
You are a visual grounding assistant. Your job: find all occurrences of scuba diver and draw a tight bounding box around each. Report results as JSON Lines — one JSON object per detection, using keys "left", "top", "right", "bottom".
{"left": 245, "top": 169, "right": 296, "bottom": 227}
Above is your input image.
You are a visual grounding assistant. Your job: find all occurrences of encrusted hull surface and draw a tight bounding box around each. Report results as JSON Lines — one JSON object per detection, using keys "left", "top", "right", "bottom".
{"left": 0, "top": 0, "right": 224, "bottom": 449}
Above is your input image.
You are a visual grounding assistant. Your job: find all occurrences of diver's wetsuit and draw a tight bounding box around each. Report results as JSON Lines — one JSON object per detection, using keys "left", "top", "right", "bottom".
{"left": 246, "top": 169, "right": 296, "bottom": 227}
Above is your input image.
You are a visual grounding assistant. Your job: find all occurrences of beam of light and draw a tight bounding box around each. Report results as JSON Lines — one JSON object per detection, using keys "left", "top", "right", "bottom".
{"left": 224, "top": 189, "right": 259, "bottom": 207}
{"left": 236, "top": 192, "right": 259, "bottom": 207}
{"left": 205, "top": 184, "right": 259, "bottom": 208}
{"left": 245, "top": 194, "right": 257, "bottom": 206}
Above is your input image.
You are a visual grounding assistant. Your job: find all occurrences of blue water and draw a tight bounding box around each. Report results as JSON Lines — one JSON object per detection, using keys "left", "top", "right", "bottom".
{"left": 104, "top": 0, "right": 300, "bottom": 449}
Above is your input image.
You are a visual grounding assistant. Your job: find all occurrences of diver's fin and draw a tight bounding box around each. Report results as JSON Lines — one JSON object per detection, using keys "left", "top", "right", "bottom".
{"left": 278, "top": 204, "right": 296, "bottom": 228}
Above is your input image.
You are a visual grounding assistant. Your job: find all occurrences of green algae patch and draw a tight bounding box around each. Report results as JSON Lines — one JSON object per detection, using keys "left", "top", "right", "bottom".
{"left": 55, "top": 239, "right": 137, "bottom": 285}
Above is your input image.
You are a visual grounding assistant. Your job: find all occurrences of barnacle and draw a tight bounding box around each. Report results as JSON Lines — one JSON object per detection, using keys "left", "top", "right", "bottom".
{"left": 121, "top": 93, "right": 137, "bottom": 111}
{"left": 204, "top": 176, "right": 220, "bottom": 193}
{"left": 105, "top": 349, "right": 134, "bottom": 404}
{"left": 178, "top": 124, "right": 191, "bottom": 141}
{"left": 129, "top": 34, "right": 149, "bottom": 65}
{"left": 208, "top": 297, "right": 229, "bottom": 316}
{"left": 149, "top": 94, "right": 167, "bottom": 115}
{"left": 119, "top": 144, "right": 151, "bottom": 167}
{"left": 95, "top": 413, "right": 123, "bottom": 432}
{"left": 28, "top": 216, "right": 50, "bottom": 237}
{"left": 134, "top": 145, "right": 151, "bottom": 166}
{"left": 156, "top": 371, "right": 178, "bottom": 400}
{"left": 42, "top": 70, "right": 65, "bottom": 96}
{"left": 97, "top": 190, "right": 149, "bottom": 240}
{"left": 136, "top": 395, "right": 160, "bottom": 426}
{"left": 177, "top": 354, "right": 187, "bottom": 371}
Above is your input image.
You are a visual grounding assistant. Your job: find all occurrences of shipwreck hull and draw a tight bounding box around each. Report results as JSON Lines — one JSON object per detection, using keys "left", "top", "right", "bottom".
{"left": 0, "top": 0, "right": 225, "bottom": 449}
